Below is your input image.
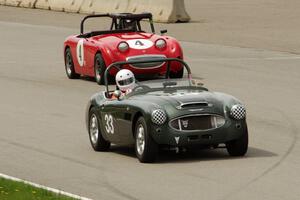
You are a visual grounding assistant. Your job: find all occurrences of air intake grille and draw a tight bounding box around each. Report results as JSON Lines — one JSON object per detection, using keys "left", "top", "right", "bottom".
{"left": 127, "top": 55, "right": 166, "bottom": 69}
{"left": 169, "top": 114, "right": 225, "bottom": 131}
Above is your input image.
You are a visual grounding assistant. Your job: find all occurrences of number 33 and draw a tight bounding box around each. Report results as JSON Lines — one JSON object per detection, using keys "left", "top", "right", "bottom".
{"left": 104, "top": 114, "right": 114, "bottom": 134}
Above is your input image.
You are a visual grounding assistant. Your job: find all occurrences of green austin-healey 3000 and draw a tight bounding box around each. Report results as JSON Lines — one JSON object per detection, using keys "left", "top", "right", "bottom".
{"left": 86, "top": 58, "right": 248, "bottom": 163}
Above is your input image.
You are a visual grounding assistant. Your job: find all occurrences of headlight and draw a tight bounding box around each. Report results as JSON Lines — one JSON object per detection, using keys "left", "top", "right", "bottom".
{"left": 118, "top": 42, "right": 129, "bottom": 52}
{"left": 230, "top": 104, "right": 246, "bottom": 120}
{"left": 151, "top": 109, "right": 167, "bottom": 125}
{"left": 155, "top": 39, "right": 166, "bottom": 49}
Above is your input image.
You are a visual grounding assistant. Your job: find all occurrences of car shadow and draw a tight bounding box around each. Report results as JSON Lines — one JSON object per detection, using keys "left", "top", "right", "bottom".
{"left": 109, "top": 145, "right": 277, "bottom": 163}
{"left": 81, "top": 76, "right": 95, "bottom": 82}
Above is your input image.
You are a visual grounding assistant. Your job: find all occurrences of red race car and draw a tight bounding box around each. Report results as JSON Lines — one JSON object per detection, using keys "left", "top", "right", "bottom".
{"left": 64, "top": 13, "right": 184, "bottom": 84}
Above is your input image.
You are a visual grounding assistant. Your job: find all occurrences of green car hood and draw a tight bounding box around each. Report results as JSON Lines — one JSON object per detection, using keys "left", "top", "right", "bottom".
{"left": 128, "top": 89, "right": 242, "bottom": 119}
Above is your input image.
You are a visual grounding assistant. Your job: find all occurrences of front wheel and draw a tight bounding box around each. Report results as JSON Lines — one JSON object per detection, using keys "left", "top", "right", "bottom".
{"left": 88, "top": 107, "right": 110, "bottom": 151}
{"left": 94, "top": 53, "right": 106, "bottom": 85}
{"left": 135, "top": 117, "right": 158, "bottom": 163}
{"left": 226, "top": 126, "right": 248, "bottom": 156}
{"left": 169, "top": 67, "right": 184, "bottom": 78}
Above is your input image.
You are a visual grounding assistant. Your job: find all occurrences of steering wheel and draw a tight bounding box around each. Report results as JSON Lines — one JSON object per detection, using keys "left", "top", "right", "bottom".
{"left": 132, "top": 85, "right": 151, "bottom": 92}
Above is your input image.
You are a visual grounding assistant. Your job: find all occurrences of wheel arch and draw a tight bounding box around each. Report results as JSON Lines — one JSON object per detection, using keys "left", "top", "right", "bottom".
{"left": 85, "top": 104, "right": 94, "bottom": 132}
{"left": 64, "top": 45, "right": 71, "bottom": 65}
{"left": 94, "top": 48, "right": 107, "bottom": 65}
{"left": 64, "top": 45, "right": 70, "bottom": 52}
{"left": 95, "top": 50, "right": 102, "bottom": 57}
{"left": 94, "top": 45, "right": 113, "bottom": 68}
{"left": 86, "top": 92, "right": 108, "bottom": 131}
{"left": 132, "top": 111, "right": 144, "bottom": 138}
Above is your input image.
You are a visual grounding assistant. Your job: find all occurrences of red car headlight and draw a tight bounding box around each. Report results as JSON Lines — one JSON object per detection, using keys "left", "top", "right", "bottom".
{"left": 118, "top": 42, "right": 129, "bottom": 52}
{"left": 155, "top": 39, "right": 166, "bottom": 49}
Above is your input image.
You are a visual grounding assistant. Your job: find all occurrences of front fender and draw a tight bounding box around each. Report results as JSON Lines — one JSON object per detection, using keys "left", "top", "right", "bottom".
{"left": 85, "top": 100, "right": 92, "bottom": 131}
{"left": 85, "top": 91, "right": 108, "bottom": 131}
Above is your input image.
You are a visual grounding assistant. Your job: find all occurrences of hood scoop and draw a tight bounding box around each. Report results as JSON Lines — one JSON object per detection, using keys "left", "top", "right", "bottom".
{"left": 176, "top": 101, "right": 211, "bottom": 109}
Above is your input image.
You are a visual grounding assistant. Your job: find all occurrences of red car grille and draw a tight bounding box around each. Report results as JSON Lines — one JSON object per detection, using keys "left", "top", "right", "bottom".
{"left": 126, "top": 55, "right": 166, "bottom": 69}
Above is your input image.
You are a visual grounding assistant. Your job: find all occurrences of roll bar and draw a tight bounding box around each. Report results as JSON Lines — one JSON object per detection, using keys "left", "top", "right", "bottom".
{"left": 80, "top": 14, "right": 109, "bottom": 34}
{"left": 104, "top": 58, "right": 192, "bottom": 97}
{"left": 80, "top": 13, "right": 155, "bottom": 34}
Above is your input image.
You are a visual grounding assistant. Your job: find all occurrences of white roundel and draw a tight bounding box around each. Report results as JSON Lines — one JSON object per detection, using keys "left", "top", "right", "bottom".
{"left": 127, "top": 39, "right": 153, "bottom": 50}
{"left": 76, "top": 39, "right": 84, "bottom": 67}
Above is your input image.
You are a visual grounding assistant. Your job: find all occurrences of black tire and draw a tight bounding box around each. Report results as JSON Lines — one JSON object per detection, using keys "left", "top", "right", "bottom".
{"left": 226, "top": 126, "right": 248, "bottom": 156}
{"left": 169, "top": 67, "right": 184, "bottom": 78}
{"left": 134, "top": 117, "right": 158, "bottom": 163}
{"left": 94, "top": 53, "right": 106, "bottom": 85}
{"left": 65, "top": 48, "right": 80, "bottom": 79}
{"left": 88, "top": 107, "right": 110, "bottom": 151}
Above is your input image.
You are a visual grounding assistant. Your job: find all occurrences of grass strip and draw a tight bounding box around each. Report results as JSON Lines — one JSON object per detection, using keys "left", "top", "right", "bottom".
{"left": 0, "top": 177, "right": 76, "bottom": 200}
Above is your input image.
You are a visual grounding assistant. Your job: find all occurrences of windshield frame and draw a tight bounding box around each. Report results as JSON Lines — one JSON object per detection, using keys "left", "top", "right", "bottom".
{"left": 103, "top": 58, "right": 192, "bottom": 98}
{"left": 126, "top": 79, "right": 208, "bottom": 98}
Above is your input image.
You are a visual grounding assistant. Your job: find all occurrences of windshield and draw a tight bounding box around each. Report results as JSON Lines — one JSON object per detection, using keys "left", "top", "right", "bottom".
{"left": 139, "top": 20, "right": 154, "bottom": 33}
{"left": 132, "top": 78, "right": 204, "bottom": 92}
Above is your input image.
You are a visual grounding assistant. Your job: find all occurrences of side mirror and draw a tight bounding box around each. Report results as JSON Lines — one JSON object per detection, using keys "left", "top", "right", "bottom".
{"left": 113, "top": 90, "right": 122, "bottom": 100}
{"left": 160, "top": 29, "right": 168, "bottom": 35}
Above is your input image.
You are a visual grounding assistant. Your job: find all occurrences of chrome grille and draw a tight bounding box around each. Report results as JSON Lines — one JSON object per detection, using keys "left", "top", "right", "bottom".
{"left": 169, "top": 114, "right": 225, "bottom": 131}
{"left": 126, "top": 55, "right": 166, "bottom": 69}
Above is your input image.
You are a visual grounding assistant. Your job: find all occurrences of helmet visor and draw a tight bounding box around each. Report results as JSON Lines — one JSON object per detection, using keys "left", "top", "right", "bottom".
{"left": 118, "top": 77, "right": 134, "bottom": 86}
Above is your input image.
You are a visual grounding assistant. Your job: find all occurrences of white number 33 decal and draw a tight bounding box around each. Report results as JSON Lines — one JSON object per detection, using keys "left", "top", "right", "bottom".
{"left": 104, "top": 114, "right": 114, "bottom": 134}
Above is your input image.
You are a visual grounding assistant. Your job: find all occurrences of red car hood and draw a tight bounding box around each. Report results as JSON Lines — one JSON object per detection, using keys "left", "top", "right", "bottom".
{"left": 87, "top": 32, "right": 182, "bottom": 72}
{"left": 90, "top": 32, "right": 164, "bottom": 53}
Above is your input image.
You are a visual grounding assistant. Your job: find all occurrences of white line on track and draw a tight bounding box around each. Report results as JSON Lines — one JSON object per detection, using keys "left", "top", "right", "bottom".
{"left": 0, "top": 173, "right": 92, "bottom": 200}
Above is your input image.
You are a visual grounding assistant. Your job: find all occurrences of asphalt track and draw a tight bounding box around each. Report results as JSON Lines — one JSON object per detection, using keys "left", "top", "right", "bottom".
{"left": 1, "top": 9, "right": 300, "bottom": 200}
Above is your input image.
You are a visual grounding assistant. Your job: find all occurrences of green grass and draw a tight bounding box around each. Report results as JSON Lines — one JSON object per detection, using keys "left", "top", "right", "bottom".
{"left": 0, "top": 177, "right": 76, "bottom": 200}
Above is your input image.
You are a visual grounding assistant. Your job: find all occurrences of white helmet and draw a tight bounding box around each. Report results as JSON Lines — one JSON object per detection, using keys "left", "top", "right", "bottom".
{"left": 116, "top": 69, "right": 135, "bottom": 92}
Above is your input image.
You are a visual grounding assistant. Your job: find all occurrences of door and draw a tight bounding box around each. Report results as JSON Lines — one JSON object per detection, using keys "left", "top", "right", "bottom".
{"left": 100, "top": 101, "right": 121, "bottom": 143}
{"left": 112, "top": 100, "right": 135, "bottom": 145}
{"left": 100, "top": 100, "right": 135, "bottom": 145}
{"left": 72, "top": 37, "right": 97, "bottom": 76}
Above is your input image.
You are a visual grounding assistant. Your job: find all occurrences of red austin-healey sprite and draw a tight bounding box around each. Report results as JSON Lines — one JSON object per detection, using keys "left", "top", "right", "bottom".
{"left": 64, "top": 13, "right": 184, "bottom": 84}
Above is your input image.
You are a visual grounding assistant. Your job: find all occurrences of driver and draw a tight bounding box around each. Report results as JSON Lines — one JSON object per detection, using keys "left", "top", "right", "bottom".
{"left": 121, "top": 19, "right": 137, "bottom": 31}
{"left": 115, "top": 69, "right": 136, "bottom": 96}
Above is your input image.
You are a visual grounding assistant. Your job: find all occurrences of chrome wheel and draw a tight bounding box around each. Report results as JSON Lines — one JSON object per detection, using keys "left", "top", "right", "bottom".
{"left": 95, "top": 59, "right": 101, "bottom": 82}
{"left": 95, "top": 68, "right": 101, "bottom": 82}
{"left": 65, "top": 48, "right": 79, "bottom": 79}
{"left": 89, "top": 114, "right": 99, "bottom": 145}
{"left": 136, "top": 124, "right": 145, "bottom": 155}
{"left": 66, "top": 52, "right": 72, "bottom": 76}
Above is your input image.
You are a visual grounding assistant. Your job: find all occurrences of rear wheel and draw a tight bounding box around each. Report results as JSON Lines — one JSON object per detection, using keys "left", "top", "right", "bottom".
{"left": 65, "top": 48, "right": 80, "bottom": 79}
{"left": 226, "top": 126, "right": 248, "bottom": 156}
{"left": 135, "top": 117, "right": 158, "bottom": 163}
{"left": 88, "top": 107, "right": 110, "bottom": 151}
{"left": 169, "top": 67, "right": 184, "bottom": 78}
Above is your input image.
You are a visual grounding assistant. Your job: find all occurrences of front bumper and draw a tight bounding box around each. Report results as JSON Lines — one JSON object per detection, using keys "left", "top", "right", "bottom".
{"left": 150, "top": 118, "right": 247, "bottom": 147}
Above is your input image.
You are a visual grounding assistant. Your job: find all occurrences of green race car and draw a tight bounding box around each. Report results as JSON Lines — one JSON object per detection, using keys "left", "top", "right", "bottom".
{"left": 86, "top": 58, "right": 248, "bottom": 163}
